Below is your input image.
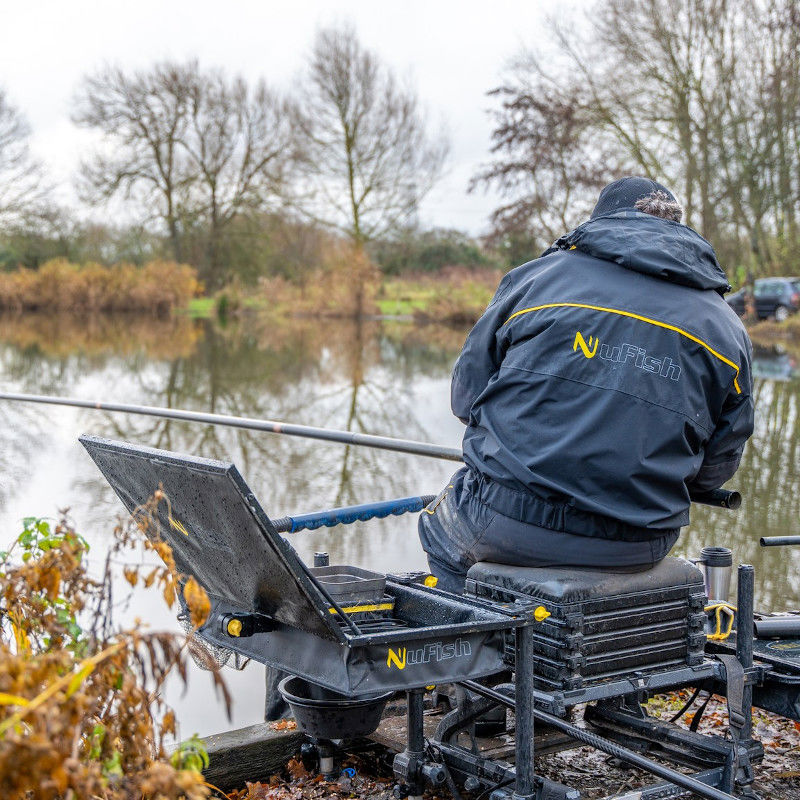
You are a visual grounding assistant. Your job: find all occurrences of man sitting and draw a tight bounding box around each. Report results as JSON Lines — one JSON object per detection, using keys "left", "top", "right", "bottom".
{"left": 419, "top": 177, "right": 754, "bottom": 594}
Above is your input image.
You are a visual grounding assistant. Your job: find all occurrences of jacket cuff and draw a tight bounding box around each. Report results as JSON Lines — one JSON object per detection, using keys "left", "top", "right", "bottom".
{"left": 690, "top": 456, "right": 741, "bottom": 493}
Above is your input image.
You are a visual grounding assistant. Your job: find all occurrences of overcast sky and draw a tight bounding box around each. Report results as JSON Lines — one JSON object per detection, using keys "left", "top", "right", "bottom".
{"left": 0, "top": 0, "right": 582, "bottom": 235}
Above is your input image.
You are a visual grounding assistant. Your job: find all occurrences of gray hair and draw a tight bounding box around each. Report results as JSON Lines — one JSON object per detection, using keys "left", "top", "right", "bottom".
{"left": 634, "top": 190, "right": 683, "bottom": 222}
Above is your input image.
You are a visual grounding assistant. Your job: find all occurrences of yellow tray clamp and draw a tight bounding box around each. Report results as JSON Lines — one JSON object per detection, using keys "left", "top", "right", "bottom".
{"left": 534, "top": 605, "right": 551, "bottom": 623}
{"left": 705, "top": 602, "right": 737, "bottom": 641}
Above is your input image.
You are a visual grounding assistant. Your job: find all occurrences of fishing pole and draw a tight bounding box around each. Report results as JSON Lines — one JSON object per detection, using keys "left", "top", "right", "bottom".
{"left": 0, "top": 391, "right": 462, "bottom": 462}
{"left": 0, "top": 391, "right": 738, "bottom": 509}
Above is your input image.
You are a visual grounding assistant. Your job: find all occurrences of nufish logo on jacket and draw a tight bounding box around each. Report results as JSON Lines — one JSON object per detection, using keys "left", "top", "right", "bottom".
{"left": 572, "top": 332, "right": 681, "bottom": 382}
{"left": 573, "top": 331, "right": 599, "bottom": 358}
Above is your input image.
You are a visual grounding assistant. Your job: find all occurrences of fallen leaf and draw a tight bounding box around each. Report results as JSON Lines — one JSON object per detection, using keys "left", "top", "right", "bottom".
{"left": 269, "top": 719, "right": 298, "bottom": 731}
{"left": 287, "top": 758, "right": 310, "bottom": 781}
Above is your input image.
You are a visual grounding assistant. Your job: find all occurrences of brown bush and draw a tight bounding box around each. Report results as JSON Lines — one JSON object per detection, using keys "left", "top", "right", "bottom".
{"left": 255, "top": 241, "right": 380, "bottom": 318}
{"left": 0, "top": 260, "right": 202, "bottom": 316}
{"left": 413, "top": 269, "right": 501, "bottom": 325}
{"left": 0, "top": 503, "right": 226, "bottom": 799}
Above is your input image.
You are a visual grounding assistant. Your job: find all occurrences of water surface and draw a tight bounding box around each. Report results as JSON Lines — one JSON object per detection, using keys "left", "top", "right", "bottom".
{"left": 0, "top": 314, "right": 797, "bottom": 738}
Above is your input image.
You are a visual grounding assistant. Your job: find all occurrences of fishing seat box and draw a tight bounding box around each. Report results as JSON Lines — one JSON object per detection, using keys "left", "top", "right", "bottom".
{"left": 464, "top": 557, "right": 707, "bottom": 691}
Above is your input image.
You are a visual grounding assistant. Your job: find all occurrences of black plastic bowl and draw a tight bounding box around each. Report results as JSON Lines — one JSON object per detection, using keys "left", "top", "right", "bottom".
{"left": 278, "top": 675, "right": 392, "bottom": 739}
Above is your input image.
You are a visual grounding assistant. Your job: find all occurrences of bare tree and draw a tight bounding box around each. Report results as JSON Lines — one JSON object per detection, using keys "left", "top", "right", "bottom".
{"left": 0, "top": 89, "right": 44, "bottom": 227}
{"left": 476, "top": 0, "right": 800, "bottom": 277}
{"left": 73, "top": 61, "right": 292, "bottom": 285}
{"left": 181, "top": 70, "right": 292, "bottom": 286}
{"left": 73, "top": 63, "right": 193, "bottom": 261}
{"left": 470, "top": 57, "right": 615, "bottom": 254}
{"left": 292, "top": 25, "right": 449, "bottom": 246}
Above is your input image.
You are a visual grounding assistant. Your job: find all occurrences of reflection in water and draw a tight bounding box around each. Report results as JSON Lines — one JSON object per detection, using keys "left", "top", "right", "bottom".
{"left": 684, "top": 377, "right": 800, "bottom": 612}
{"left": 750, "top": 343, "right": 800, "bottom": 382}
{"left": 0, "top": 313, "right": 799, "bottom": 736}
{"left": 0, "top": 312, "right": 465, "bottom": 736}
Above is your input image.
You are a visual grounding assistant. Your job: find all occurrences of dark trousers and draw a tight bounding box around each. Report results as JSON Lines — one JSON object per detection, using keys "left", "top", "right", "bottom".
{"left": 418, "top": 467, "right": 680, "bottom": 595}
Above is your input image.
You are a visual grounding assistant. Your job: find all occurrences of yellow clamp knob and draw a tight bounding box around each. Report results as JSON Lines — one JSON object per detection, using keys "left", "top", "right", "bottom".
{"left": 226, "top": 618, "right": 243, "bottom": 637}
{"left": 534, "top": 606, "right": 551, "bottom": 623}
{"left": 424, "top": 575, "right": 438, "bottom": 588}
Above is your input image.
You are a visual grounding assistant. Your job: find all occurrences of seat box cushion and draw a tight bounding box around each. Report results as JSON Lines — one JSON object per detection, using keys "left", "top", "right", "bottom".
{"left": 466, "top": 556, "right": 704, "bottom": 604}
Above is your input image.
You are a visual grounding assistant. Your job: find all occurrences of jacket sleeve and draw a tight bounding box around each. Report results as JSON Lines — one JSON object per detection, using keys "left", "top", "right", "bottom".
{"left": 451, "top": 275, "right": 517, "bottom": 424}
{"left": 688, "top": 344, "right": 755, "bottom": 492}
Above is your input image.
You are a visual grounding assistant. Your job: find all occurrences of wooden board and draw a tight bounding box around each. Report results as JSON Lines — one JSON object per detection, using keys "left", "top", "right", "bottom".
{"left": 187, "top": 723, "right": 305, "bottom": 791}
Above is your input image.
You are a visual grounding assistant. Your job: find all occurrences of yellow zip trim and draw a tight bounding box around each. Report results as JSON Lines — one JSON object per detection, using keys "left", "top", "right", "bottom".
{"left": 423, "top": 484, "right": 454, "bottom": 514}
{"left": 504, "top": 302, "right": 742, "bottom": 393}
{"left": 328, "top": 602, "right": 395, "bottom": 615}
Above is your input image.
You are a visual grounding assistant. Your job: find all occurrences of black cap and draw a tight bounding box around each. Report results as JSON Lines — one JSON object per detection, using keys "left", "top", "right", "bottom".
{"left": 591, "top": 176, "right": 678, "bottom": 219}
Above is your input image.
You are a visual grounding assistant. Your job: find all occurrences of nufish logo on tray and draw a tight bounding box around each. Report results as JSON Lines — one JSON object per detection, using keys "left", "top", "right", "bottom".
{"left": 386, "top": 647, "right": 407, "bottom": 670}
{"left": 386, "top": 639, "right": 472, "bottom": 670}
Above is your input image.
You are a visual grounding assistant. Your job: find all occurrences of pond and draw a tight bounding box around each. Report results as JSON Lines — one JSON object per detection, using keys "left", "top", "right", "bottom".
{"left": 0, "top": 313, "right": 797, "bottom": 740}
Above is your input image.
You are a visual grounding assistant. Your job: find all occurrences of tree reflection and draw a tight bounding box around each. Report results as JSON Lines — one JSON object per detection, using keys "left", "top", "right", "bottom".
{"left": 684, "top": 376, "right": 800, "bottom": 611}
{"left": 0, "top": 313, "right": 463, "bottom": 567}
{"left": 2, "top": 313, "right": 799, "bottom": 609}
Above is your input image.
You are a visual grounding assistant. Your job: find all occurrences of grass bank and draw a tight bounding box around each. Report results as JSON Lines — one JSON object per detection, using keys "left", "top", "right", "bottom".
{"left": 377, "top": 268, "right": 500, "bottom": 323}
{"left": 0, "top": 252, "right": 499, "bottom": 324}
{"left": 202, "top": 268, "right": 501, "bottom": 325}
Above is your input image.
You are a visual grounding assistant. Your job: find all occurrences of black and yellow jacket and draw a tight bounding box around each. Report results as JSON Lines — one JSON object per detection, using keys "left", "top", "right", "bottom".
{"left": 452, "top": 211, "right": 754, "bottom": 540}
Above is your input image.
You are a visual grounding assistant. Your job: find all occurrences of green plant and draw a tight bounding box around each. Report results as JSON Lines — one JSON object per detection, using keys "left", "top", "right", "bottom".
{"left": 170, "top": 734, "right": 210, "bottom": 773}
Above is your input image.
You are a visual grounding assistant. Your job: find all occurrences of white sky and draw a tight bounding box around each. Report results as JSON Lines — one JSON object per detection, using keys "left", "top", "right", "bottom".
{"left": 0, "top": 0, "right": 583, "bottom": 236}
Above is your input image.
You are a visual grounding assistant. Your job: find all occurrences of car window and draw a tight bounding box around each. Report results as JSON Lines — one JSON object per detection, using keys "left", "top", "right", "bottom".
{"left": 754, "top": 280, "right": 784, "bottom": 297}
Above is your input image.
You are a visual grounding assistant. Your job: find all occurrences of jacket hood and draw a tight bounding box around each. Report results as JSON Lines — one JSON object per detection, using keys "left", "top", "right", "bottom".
{"left": 560, "top": 211, "right": 730, "bottom": 294}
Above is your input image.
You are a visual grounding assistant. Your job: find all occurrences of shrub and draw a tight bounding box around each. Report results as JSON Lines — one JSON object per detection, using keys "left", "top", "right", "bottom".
{"left": 0, "top": 505, "right": 225, "bottom": 799}
{"left": 256, "top": 241, "right": 380, "bottom": 318}
{"left": 413, "top": 268, "right": 502, "bottom": 325}
{"left": 371, "top": 228, "right": 501, "bottom": 276}
{"left": 0, "top": 260, "right": 202, "bottom": 316}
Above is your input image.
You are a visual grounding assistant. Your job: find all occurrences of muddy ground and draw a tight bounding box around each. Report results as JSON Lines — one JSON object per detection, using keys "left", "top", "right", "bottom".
{"left": 225, "top": 692, "right": 799, "bottom": 800}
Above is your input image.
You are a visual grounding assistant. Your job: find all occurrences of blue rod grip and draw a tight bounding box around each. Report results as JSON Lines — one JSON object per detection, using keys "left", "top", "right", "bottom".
{"left": 273, "top": 495, "right": 436, "bottom": 533}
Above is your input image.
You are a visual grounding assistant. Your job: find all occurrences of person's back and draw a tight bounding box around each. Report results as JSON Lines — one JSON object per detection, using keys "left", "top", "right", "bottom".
{"left": 420, "top": 177, "right": 754, "bottom": 593}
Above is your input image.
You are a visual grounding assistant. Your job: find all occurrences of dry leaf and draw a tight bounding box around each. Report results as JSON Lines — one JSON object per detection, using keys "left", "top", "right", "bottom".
{"left": 269, "top": 719, "right": 297, "bottom": 731}
{"left": 287, "top": 758, "right": 310, "bottom": 781}
{"left": 123, "top": 566, "right": 138, "bottom": 587}
{"left": 183, "top": 576, "right": 210, "bottom": 628}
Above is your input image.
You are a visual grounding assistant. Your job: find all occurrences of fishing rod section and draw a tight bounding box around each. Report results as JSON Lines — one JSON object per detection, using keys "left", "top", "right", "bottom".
{"left": 0, "top": 391, "right": 463, "bottom": 462}
{"left": 0, "top": 391, "right": 739, "bottom": 509}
